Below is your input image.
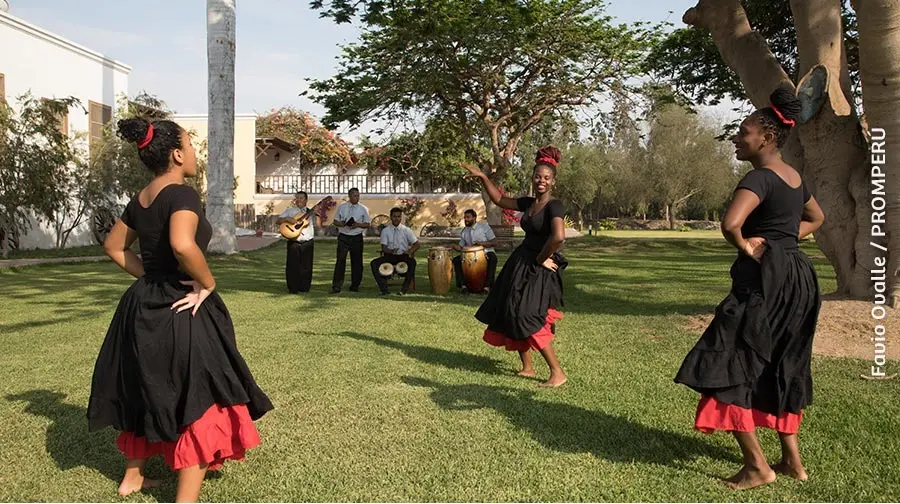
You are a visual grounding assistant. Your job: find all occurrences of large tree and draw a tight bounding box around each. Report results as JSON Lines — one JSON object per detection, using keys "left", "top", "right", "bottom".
{"left": 645, "top": 104, "right": 737, "bottom": 229}
{"left": 308, "top": 0, "right": 655, "bottom": 222}
{"left": 206, "top": 0, "right": 238, "bottom": 254}
{"left": 648, "top": 0, "right": 898, "bottom": 302}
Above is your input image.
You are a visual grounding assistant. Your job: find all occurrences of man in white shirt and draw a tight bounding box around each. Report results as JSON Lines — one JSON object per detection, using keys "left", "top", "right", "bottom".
{"left": 371, "top": 207, "right": 420, "bottom": 295}
{"left": 331, "top": 188, "right": 371, "bottom": 293}
{"left": 276, "top": 191, "right": 317, "bottom": 293}
{"left": 452, "top": 209, "right": 499, "bottom": 292}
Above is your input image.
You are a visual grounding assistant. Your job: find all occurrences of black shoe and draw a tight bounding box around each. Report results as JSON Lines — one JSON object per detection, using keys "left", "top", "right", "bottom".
{"left": 331, "top": 287, "right": 341, "bottom": 294}
{"left": 398, "top": 290, "right": 407, "bottom": 296}
{"left": 349, "top": 286, "right": 360, "bottom": 292}
{"left": 379, "top": 290, "right": 390, "bottom": 296}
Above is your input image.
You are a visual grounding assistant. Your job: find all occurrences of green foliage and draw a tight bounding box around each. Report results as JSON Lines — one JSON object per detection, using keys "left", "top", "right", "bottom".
{"left": 555, "top": 142, "right": 606, "bottom": 228}
{"left": 0, "top": 94, "right": 82, "bottom": 254}
{"left": 356, "top": 118, "right": 477, "bottom": 192}
{"left": 645, "top": 0, "right": 860, "bottom": 128}
{"left": 645, "top": 104, "right": 736, "bottom": 227}
{"left": 308, "top": 0, "right": 658, "bottom": 179}
{"left": 255, "top": 107, "right": 353, "bottom": 166}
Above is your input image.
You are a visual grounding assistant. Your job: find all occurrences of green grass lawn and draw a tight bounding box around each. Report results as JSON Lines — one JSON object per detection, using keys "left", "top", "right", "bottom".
{"left": 0, "top": 236, "right": 897, "bottom": 502}
{"left": 1, "top": 244, "right": 107, "bottom": 260}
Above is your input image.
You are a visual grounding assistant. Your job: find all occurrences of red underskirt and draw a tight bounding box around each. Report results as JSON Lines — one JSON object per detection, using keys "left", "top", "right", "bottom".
{"left": 695, "top": 396, "right": 803, "bottom": 434}
{"left": 483, "top": 309, "right": 563, "bottom": 352}
{"left": 116, "top": 403, "right": 261, "bottom": 471}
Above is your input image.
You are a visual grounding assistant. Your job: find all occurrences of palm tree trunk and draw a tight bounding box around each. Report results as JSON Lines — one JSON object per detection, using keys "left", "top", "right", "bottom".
{"left": 206, "top": 0, "right": 238, "bottom": 254}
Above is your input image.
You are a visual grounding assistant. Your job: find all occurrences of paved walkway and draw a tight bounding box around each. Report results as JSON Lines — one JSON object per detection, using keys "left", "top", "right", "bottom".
{"left": 0, "top": 236, "right": 281, "bottom": 269}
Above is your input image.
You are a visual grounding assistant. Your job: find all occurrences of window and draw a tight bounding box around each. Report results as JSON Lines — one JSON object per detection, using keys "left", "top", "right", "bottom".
{"left": 40, "top": 98, "right": 69, "bottom": 136}
{"left": 89, "top": 101, "right": 112, "bottom": 154}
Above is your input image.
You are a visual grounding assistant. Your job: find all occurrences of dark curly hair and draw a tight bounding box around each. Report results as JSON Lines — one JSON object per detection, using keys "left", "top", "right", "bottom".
{"left": 751, "top": 87, "right": 801, "bottom": 149}
{"left": 534, "top": 145, "right": 562, "bottom": 177}
{"left": 117, "top": 117, "right": 185, "bottom": 175}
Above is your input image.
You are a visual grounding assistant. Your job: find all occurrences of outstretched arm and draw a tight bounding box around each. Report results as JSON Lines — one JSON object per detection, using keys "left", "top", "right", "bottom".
{"left": 459, "top": 162, "right": 520, "bottom": 210}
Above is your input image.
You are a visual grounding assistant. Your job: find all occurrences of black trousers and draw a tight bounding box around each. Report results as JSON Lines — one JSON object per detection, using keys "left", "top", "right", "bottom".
{"left": 371, "top": 254, "right": 416, "bottom": 293}
{"left": 332, "top": 233, "right": 364, "bottom": 291}
{"left": 453, "top": 251, "right": 498, "bottom": 289}
{"left": 286, "top": 239, "right": 314, "bottom": 293}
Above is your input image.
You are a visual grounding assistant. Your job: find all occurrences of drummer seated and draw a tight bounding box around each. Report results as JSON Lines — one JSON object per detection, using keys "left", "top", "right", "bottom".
{"left": 371, "top": 208, "right": 420, "bottom": 295}
{"left": 452, "top": 209, "right": 498, "bottom": 293}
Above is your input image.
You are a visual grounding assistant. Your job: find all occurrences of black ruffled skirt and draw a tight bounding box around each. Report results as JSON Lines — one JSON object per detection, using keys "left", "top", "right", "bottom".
{"left": 87, "top": 274, "right": 273, "bottom": 443}
{"left": 675, "top": 242, "right": 821, "bottom": 416}
{"left": 475, "top": 246, "right": 564, "bottom": 342}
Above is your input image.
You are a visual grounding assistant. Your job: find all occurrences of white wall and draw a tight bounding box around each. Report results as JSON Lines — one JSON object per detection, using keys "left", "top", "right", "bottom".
{"left": 174, "top": 114, "right": 258, "bottom": 206}
{"left": 1, "top": 10, "right": 130, "bottom": 249}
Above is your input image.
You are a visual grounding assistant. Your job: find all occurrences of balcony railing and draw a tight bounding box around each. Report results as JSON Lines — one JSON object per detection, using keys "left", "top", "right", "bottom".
{"left": 256, "top": 174, "right": 469, "bottom": 195}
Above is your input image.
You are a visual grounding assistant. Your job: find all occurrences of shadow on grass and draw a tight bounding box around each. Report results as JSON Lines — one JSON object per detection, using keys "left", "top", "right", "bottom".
{"left": 5, "top": 390, "right": 178, "bottom": 502}
{"left": 338, "top": 331, "right": 506, "bottom": 375}
{"left": 403, "top": 376, "right": 737, "bottom": 468}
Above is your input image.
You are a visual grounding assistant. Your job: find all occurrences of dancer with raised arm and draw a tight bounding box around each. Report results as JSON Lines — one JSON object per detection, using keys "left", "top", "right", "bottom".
{"left": 460, "top": 146, "right": 568, "bottom": 387}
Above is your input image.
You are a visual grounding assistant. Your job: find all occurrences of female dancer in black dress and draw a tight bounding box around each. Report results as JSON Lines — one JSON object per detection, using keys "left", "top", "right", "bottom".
{"left": 88, "top": 118, "right": 273, "bottom": 501}
{"left": 460, "top": 146, "right": 567, "bottom": 387}
{"left": 675, "top": 89, "right": 825, "bottom": 490}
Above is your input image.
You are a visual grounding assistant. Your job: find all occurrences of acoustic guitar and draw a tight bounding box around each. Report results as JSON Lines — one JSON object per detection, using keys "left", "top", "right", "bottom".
{"left": 279, "top": 196, "right": 333, "bottom": 240}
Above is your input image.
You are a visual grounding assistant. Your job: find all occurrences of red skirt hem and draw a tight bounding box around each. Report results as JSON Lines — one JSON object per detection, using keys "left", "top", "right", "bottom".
{"left": 694, "top": 396, "right": 802, "bottom": 434}
{"left": 483, "top": 309, "right": 563, "bottom": 352}
{"left": 116, "top": 403, "right": 261, "bottom": 471}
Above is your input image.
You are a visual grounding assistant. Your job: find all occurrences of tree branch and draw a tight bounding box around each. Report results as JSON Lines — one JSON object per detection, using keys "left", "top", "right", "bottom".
{"left": 683, "top": 0, "right": 794, "bottom": 107}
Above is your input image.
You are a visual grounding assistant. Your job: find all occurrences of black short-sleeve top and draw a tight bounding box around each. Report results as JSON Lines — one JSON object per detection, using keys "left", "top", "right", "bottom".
{"left": 516, "top": 197, "right": 565, "bottom": 252}
{"left": 120, "top": 184, "right": 212, "bottom": 276}
{"left": 736, "top": 168, "right": 811, "bottom": 248}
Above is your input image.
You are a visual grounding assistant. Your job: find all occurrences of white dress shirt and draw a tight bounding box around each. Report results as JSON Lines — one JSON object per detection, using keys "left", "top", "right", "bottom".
{"left": 334, "top": 202, "right": 371, "bottom": 236}
{"left": 381, "top": 224, "right": 418, "bottom": 255}
{"left": 459, "top": 221, "right": 496, "bottom": 254}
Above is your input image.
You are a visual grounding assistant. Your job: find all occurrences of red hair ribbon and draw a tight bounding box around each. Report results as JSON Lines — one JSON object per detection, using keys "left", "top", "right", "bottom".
{"left": 537, "top": 156, "right": 558, "bottom": 167}
{"left": 770, "top": 104, "right": 796, "bottom": 127}
{"left": 137, "top": 124, "right": 155, "bottom": 149}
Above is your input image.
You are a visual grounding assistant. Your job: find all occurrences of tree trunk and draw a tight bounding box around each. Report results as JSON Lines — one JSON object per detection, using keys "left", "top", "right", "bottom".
{"left": 684, "top": 0, "right": 872, "bottom": 297}
{"left": 852, "top": 0, "right": 900, "bottom": 305}
{"left": 206, "top": 0, "right": 238, "bottom": 254}
{"left": 483, "top": 152, "right": 514, "bottom": 226}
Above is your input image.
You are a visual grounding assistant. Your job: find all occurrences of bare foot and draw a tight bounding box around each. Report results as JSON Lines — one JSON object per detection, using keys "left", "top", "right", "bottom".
{"left": 539, "top": 374, "right": 567, "bottom": 387}
{"left": 517, "top": 368, "right": 536, "bottom": 377}
{"left": 118, "top": 475, "right": 161, "bottom": 497}
{"left": 723, "top": 465, "right": 776, "bottom": 490}
{"left": 771, "top": 461, "right": 808, "bottom": 481}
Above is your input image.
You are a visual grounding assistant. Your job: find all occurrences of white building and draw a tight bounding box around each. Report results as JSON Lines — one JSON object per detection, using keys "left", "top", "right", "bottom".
{"left": 0, "top": 5, "right": 130, "bottom": 249}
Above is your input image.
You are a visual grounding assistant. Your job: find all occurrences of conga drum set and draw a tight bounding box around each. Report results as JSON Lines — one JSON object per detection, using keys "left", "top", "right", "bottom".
{"left": 427, "top": 246, "right": 453, "bottom": 295}
{"left": 460, "top": 245, "right": 488, "bottom": 293}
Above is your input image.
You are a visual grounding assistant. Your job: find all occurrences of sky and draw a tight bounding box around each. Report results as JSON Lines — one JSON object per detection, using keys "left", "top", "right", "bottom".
{"left": 5, "top": 0, "right": 733, "bottom": 142}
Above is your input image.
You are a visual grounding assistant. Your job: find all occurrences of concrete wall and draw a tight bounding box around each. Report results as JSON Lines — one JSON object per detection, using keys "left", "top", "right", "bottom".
{"left": 1, "top": 10, "right": 130, "bottom": 249}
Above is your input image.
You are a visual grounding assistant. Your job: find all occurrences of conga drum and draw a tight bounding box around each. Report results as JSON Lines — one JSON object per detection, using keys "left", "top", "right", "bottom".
{"left": 461, "top": 245, "right": 488, "bottom": 293}
{"left": 427, "top": 246, "right": 453, "bottom": 295}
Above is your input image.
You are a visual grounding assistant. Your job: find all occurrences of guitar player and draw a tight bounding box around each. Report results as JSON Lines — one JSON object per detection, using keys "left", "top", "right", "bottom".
{"left": 277, "top": 191, "right": 317, "bottom": 293}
